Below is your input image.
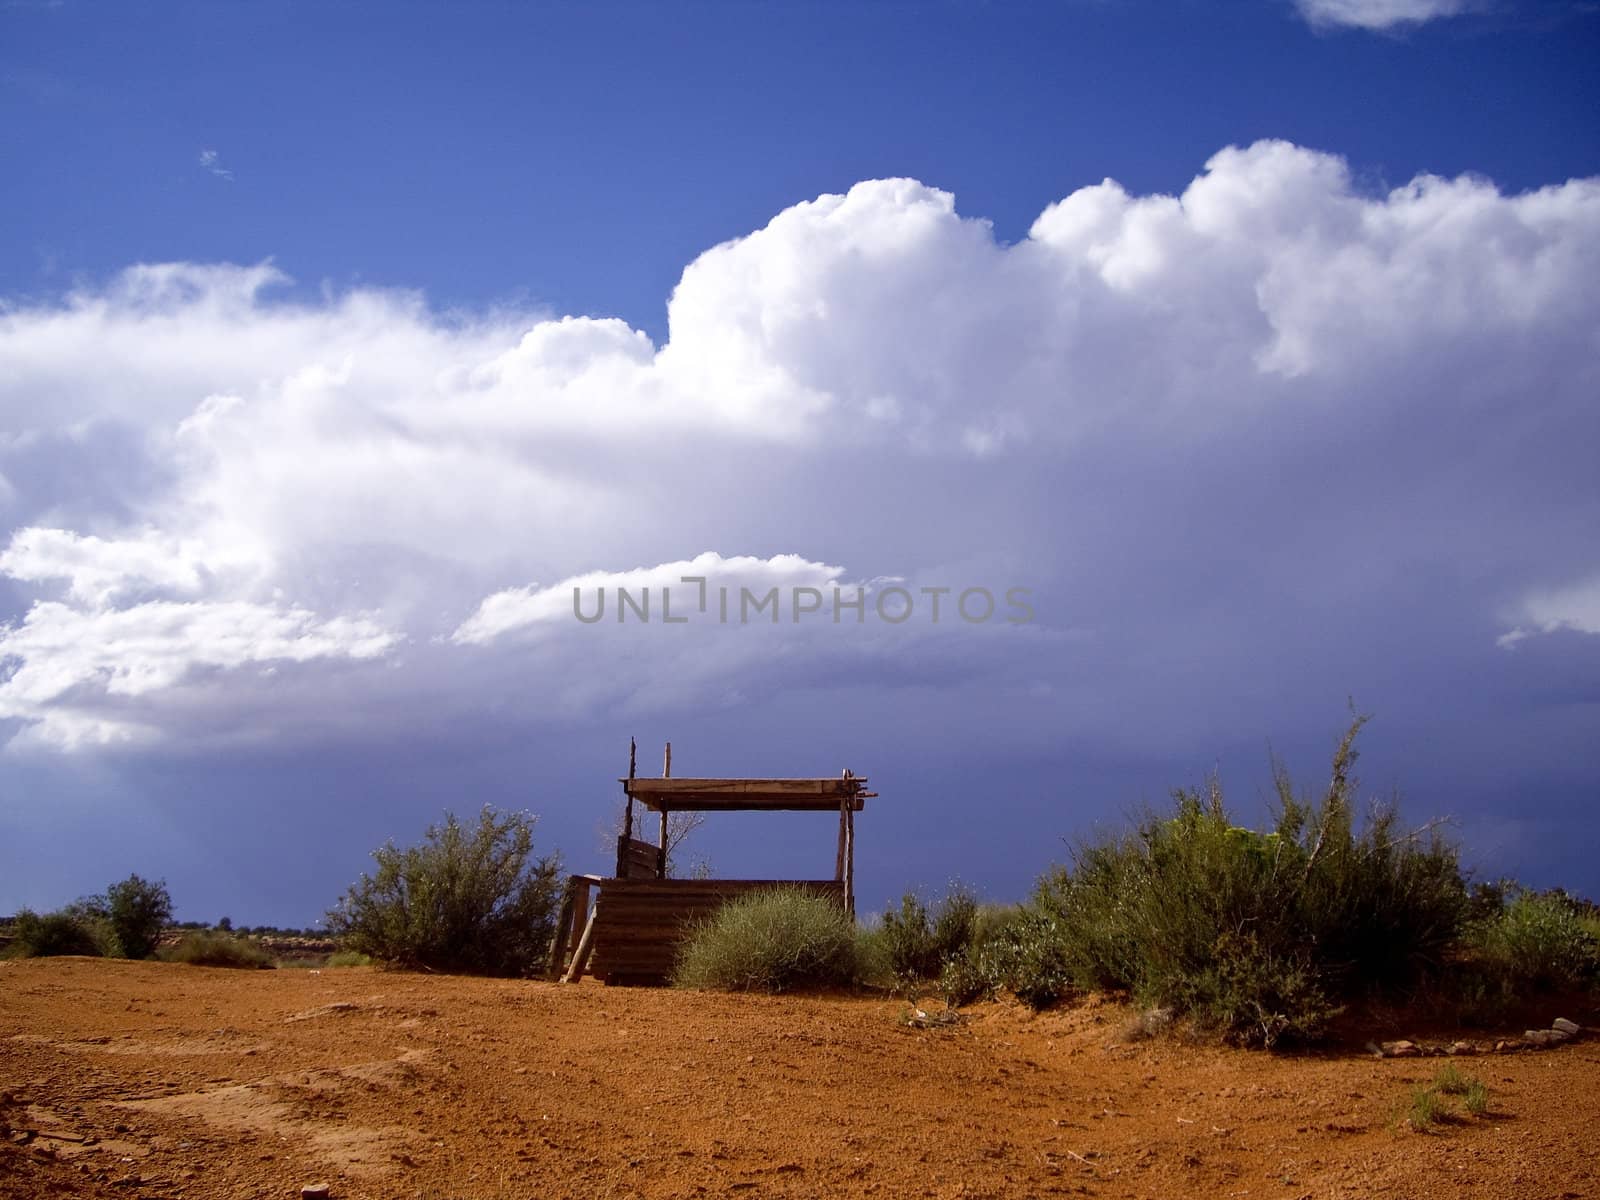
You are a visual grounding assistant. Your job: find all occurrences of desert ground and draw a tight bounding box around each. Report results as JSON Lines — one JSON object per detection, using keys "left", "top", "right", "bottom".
{"left": 1, "top": 957, "right": 1595, "bottom": 1200}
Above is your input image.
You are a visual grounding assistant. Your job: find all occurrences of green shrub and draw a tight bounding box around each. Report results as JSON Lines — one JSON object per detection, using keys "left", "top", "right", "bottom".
{"left": 674, "top": 888, "right": 859, "bottom": 992}
{"left": 937, "top": 950, "right": 993, "bottom": 1006}
{"left": 935, "top": 903, "right": 1072, "bottom": 1008}
{"left": 326, "top": 806, "right": 562, "bottom": 977}
{"left": 16, "top": 876, "right": 173, "bottom": 960}
{"left": 1019, "top": 715, "right": 1470, "bottom": 1045}
{"left": 1449, "top": 888, "right": 1600, "bottom": 1018}
{"left": 1478, "top": 889, "right": 1593, "bottom": 992}
{"left": 11, "top": 908, "right": 106, "bottom": 958}
{"left": 985, "top": 908, "right": 1078, "bottom": 1009}
{"left": 326, "top": 950, "right": 373, "bottom": 968}
{"left": 969, "top": 902, "right": 1025, "bottom": 947}
{"left": 872, "top": 886, "right": 979, "bottom": 986}
{"left": 853, "top": 921, "right": 894, "bottom": 987}
{"left": 101, "top": 875, "right": 173, "bottom": 959}
{"left": 158, "top": 932, "right": 274, "bottom": 969}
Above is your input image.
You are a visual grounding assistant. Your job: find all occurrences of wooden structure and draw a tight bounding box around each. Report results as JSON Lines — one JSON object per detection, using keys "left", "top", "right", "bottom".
{"left": 548, "top": 741, "right": 872, "bottom": 985}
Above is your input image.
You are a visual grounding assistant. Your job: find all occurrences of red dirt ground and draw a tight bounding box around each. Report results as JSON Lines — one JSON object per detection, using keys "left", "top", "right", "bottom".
{"left": 2, "top": 957, "right": 1595, "bottom": 1199}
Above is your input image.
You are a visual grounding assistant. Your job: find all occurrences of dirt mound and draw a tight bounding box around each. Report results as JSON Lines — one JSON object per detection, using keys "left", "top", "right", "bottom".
{"left": 1, "top": 958, "right": 1594, "bottom": 1198}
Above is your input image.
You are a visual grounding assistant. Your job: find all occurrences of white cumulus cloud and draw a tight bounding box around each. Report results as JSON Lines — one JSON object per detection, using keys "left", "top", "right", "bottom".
{"left": 0, "top": 599, "right": 395, "bottom": 748}
{"left": 1295, "top": 0, "right": 1477, "bottom": 31}
{"left": 0, "top": 140, "right": 1596, "bottom": 754}
{"left": 452, "top": 551, "right": 850, "bottom": 645}
{"left": 0, "top": 527, "right": 259, "bottom": 608}
{"left": 1499, "top": 574, "right": 1600, "bottom": 647}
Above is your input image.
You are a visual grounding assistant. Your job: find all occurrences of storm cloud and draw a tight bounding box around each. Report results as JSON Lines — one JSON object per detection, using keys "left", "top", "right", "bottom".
{"left": 3, "top": 140, "right": 1597, "bottom": 914}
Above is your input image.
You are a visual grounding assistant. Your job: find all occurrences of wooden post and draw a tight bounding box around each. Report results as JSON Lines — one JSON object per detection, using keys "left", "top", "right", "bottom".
{"left": 844, "top": 797, "right": 856, "bottom": 917}
{"left": 572, "top": 878, "right": 592, "bottom": 944}
{"left": 625, "top": 737, "right": 636, "bottom": 838}
{"left": 547, "top": 879, "right": 576, "bottom": 979}
{"left": 557, "top": 878, "right": 596, "bottom": 983}
{"left": 835, "top": 799, "right": 847, "bottom": 882}
{"left": 563, "top": 906, "right": 599, "bottom": 984}
{"left": 658, "top": 740, "right": 671, "bottom": 875}
{"left": 618, "top": 738, "right": 637, "bottom": 877}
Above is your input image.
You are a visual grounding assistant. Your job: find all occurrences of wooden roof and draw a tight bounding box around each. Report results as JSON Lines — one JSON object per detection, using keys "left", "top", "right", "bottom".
{"left": 620, "top": 776, "right": 872, "bottom": 812}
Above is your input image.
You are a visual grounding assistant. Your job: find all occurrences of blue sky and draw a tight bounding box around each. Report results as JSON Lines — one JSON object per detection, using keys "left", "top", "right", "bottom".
{"left": 2, "top": 0, "right": 1598, "bottom": 926}
{"left": 8, "top": 1, "right": 1597, "bottom": 336}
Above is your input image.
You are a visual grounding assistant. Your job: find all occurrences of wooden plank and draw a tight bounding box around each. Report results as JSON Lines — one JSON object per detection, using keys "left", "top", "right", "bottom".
{"left": 597, "top": 950, "right": 696, "bottom": 967}
{"left": 624, "top": 778, "right": 868, "bottom": 795}
{"left": 546, "top": 885, "right": 575, "bottom": 980}
{"left": 624, "top": 736, "right": 636, "bottom": 841}
{"left": 593, "top": 879, "right": 845, "bottom": 897}
{"left": 589, "top": 949, "right": 676, "bottom": 970}
{"left": 562, "top": 907, "right": 599, "bottom": 983}
{"left": 844, "top": 802, "right": 855, "bottom": 916}
{"left": 620, "top": 777, "right": 870, "bottom": 812}
{"left": 616, "top": 836, "right": 663, "bottom": 880}
{"left": 835, "top": 801, "right": 847, "bottom": 882}
{"left": 625, "top": 795, "right": 869, "bottom": 812}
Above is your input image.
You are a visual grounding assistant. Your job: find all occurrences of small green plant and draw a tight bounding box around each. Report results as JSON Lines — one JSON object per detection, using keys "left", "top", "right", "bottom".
{"left": 1434, "top": 1063, "right": 1468, "bottom": 1095}
{"left": 158, "top": 931, "right": 274, "bottom": 969}
{"left": 1464, "top": 1079, "right": 1490, "bottom": 1116}
{"left": 1400, "top": 1067, "right": 1490, "bottom": 1132}
{"left": 674, "top": 888, "right": 859, "bottom": 993}
{"left": 1406, "top": 1085, "right": 1443, "bottom": 1131}
{"left": 326, "top": 950, "right": 373, "bottom": 968}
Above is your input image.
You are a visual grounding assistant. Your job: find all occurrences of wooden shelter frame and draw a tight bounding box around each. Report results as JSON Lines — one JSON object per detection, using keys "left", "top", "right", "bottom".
{"left": 548, "top": 740, "right": 872, "bottom": 985}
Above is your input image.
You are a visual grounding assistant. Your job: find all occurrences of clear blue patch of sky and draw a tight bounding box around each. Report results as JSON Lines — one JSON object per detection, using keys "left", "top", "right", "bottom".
{"left": 3, "top": 0, "right": 1597, "bottom": 342}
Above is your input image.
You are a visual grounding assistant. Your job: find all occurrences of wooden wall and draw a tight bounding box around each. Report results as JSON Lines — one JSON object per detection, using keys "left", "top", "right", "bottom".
{"left": 615, "top": 835, "right": 664, "bottom": 880}
{"left": 587, "top": 878, "right": 846, "bottom": 985}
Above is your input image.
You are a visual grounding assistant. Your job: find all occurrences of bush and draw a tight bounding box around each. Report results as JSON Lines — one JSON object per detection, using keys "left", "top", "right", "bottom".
{"left": 939, "top": 905, "right": 1075, "bottom": 1009}
{"left": 326, "top": 806, "right": 562, "bottom": 977}
{"left": 102, "top": 875, "right": 173, "bottom": 959}
{"left": 326, "top": 950, "right": 373, "bottom": 968}
{"left": 158, "top": 931, "right": 274, "bottom": 969}
{"left": 871, "top": 886, "right": 979, "bottom": 986}
{"left": 1457, "top": 889, "right": 1599, "bottom": 1007}
{"left": 674, "top": 888, "right": 860, "bottom": 992}
{"left": 11, "top": 908, "right": 106, "bottom": 958}
{"left": 935, "top": 903, "right": 1014, "bottom": 1004}
{"left": 1017, "top": 715, "right": 1470, "bottom": 1045}
{"left": 14, "top": 876, "right": 173, "bottom": 960}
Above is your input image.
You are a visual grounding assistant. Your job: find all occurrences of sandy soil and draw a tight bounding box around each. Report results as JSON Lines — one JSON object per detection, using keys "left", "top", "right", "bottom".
{"left": 1, "top": 957, "right": 1595, "bottom": 1199}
